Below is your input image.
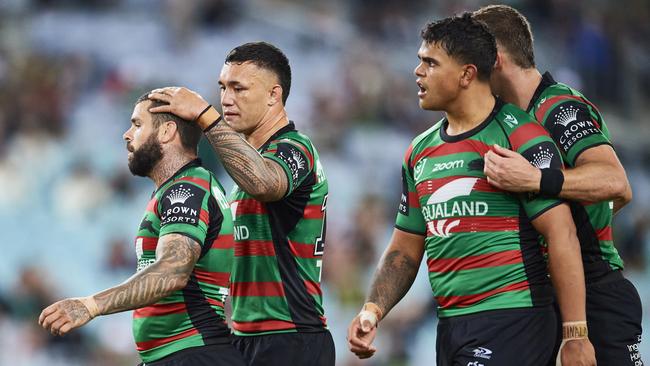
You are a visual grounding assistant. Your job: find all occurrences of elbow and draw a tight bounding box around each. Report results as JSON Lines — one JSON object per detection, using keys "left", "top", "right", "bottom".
{"left": 171, "top": 273, "right": 191, "bottom": 292}
{"left": 609, "top": 175, "right": 632, "bottom": 205}
{"left": 249, "top": 190, "right": 281, "bottom": 203}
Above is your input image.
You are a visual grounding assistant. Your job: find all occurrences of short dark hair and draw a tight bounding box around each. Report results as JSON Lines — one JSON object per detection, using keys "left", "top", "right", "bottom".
{"left": 225, "top": 42, "right": 292, "bottom": 104}
{"left": 421, "top": 12, "right": 496, "bottom": 81}
{"left": 135, "top": 93, "right": 202, "bottom": 152}
{"left": 473, "top": 5, "right": 536, "bottom": 69}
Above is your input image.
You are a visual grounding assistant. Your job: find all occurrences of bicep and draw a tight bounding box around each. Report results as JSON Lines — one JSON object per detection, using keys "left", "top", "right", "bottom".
{"left": 155, "top": 233, "right": 201, "bottom": 272}
{"left": 574, "top": 144, "right": 624, "bottom": 169}
{"left": 264, "top": 157, "right": 289, "bottom": 199}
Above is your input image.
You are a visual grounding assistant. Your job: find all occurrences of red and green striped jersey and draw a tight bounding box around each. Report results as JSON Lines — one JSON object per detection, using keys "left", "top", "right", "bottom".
{"left": 132, "top": 159, "right": 234, "bottom": 363}
{"left": 229, "top": 122, "right": 328, "bottom": 336}
{"left": 527, "top": 72, "right": 624, "bottom": 282}
{"left": 396, "top": 100, "right": 563, "bottom": 318}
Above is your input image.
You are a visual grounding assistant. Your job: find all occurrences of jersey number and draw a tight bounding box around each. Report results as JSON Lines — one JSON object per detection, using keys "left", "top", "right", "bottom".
{"left": 313, "top": 194, "right": 327, "bottom": 256}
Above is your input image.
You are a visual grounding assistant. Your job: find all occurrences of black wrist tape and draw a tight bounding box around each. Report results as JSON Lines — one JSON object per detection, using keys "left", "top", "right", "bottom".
{"left": 539, "top": 168, "right": 564, "bottom": 197}
{"left": 195, "top": 104, "right": 213, "bottom": 122}
{"left": 203, "top": 116, "right": 222, "bottom": 132}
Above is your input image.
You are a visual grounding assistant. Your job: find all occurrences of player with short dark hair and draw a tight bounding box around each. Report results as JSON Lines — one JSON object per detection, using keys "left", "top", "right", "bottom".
{"left": 347, "top": 14, "right": 595, "bottom": 366}
{"left": 148, "top": 41, "right": 334, "bottom": 366}
{"left": 39, "top": 93, "right": 245, "bottom": 366}
{"left": 474, "top": 5, "right": 642, "bottom": 365}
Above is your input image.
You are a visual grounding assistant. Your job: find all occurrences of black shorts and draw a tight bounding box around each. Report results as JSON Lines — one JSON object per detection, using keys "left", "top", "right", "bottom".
{"left": 587, "top": 272, "right": 643, "bottom": 365}
{"left": 548, "top": 271, "right": 644, "bottom": 366}
{"left": 138, "top": 343, "right": 246, "bottom": 366}
{"left": 232, "top": 330, "right": 335, "bottom": 366}
{"left": 436, "top": 306, "right": 557, "bottom": 366}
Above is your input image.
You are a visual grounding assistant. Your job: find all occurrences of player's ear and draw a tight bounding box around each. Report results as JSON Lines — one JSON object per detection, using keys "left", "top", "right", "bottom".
{"left": 460, "top": 64, "right": 478, "bottom": 87}
{"left": 494, "top": 51, "right": 503, "bottom": 70}
{"left": 158, "top": 120, "right": 178, "bottom": 144}
{"left": 268, "top": 85, "right": 283, "bottom": 106}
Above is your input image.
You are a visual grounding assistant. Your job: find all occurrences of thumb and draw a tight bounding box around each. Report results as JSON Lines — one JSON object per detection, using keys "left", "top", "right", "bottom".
{"left": 492, "top": 144, "right": 518, "bottom": 157}
{"left": 360, "top": 319, "right": 372, "bottom": 333}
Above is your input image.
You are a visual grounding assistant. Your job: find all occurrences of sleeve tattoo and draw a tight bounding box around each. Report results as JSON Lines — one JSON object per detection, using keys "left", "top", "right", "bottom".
{"left": 94, "top": 234, "right": 200, "bottom": 315}
{"left": 367, "top": 250, "right": 420, "bottom": 317}
{"left": 205, "top": 122, "right": 287, "bottom": 201}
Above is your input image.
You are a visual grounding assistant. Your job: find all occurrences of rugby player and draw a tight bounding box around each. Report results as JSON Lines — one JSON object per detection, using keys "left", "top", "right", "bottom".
{"left": 347, "top": 14, "right": 595, "bottom": 366}
{"left": 39, "top": 93, "right": 244, "bottom": 366}
{"left": 474, "top": 5, "right": 642, "bottom": 364}
{"left": 148, "top": 42, "right": 334, "bottom": 366}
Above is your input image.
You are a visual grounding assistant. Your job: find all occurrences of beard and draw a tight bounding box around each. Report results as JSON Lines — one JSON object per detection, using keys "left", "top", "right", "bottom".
{"left": 127, "top": 134, "right": 163, "bottom": 177}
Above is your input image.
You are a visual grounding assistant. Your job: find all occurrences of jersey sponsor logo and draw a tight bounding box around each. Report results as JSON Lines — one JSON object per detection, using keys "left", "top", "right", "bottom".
{"left": 160, "top": 184, "right": 204, "bottom": 227}
{"left": 504, "top": 113, "right": 518, "bottom": 128}
{"left": 422, "top": 178, "right": 488, "bottom": 238}
{"left": 413, "top": 159, "right": 464, "bottom": 182}
{"left": 426, "top": 177, "right": 478, "bottom": 205}
{"left": 467, "top": 362, "right": 484, "bottom": 366}
{"left": 276, "top": 143, "right": 308, "bottom": 187}
{"left": 432, "top": 160, "right": 464, "bottom": 172}
{"left": 521, "top": 141, "right": 562, "bottom": 171}
{"left": 473, "top": 347, "right": 492, "bottom": 359}
{"left": 549, "top": 102, "right": 600, "bottom": 152}
{"left": 627, "top": 335, "right": 642, "bottom": 365}
{"left": 399, "top": 168, "right": 409, "bottom": 215}
{"left": 166, "top": 185, "right": 194, "bottom": 205}
{"left": 530, "top": 146, "right": 554, "bottom": 169}
{"left": 234, "top": 225, "right": 250, "bottom": 240}
{"left": 554, "top": 105, "right": 578, "bottom": 127}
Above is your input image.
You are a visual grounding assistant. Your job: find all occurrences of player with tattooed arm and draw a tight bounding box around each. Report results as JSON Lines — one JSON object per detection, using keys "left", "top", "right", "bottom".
{"left": 347, "top": 14, "right": 595, "bottom": 366}
{"left": 148, "top": 42, "right": 334, "bottom": 366}
{"left": 39, "top": 93, "right": 244, "bottom": 366}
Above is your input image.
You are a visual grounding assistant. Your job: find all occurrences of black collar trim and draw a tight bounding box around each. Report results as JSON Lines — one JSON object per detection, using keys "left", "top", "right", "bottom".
{"left": 440, "top": 98, "right": 504, "bottom": 143}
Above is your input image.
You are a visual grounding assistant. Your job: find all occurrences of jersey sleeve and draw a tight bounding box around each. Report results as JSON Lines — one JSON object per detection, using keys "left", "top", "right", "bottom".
{"left": 511, "top": 123, "right": 565, "bottom": 220}
{"left": 395, "top": 146, "right": 426, "bottom": 235}
{"left": 263, "top": 138, "right": 314, "bottom": 197}
{"left": 158, "top": 181, "right": 210, "bottom": 246}
{"left": 541, "top": 99, "right": 611, "bottom": 166}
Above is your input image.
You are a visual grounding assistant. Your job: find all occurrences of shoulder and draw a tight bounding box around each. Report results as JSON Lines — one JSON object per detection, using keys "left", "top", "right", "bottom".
{"left": 533, "top": 83, "right": 597, "bottom": 121}
{"left": 168, "top": 167, "right": 213, "bottom": 193}
{"left": 407, "top": 119, "right": 444, "bottom": 159}
{"left": 496, "top": 103, "right": 551, "bottom": 151}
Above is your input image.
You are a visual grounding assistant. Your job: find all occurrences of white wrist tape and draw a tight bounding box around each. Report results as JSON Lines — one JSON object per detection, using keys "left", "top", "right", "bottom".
{"left": 76, "top": 296, "right": 100, "bottom": 318}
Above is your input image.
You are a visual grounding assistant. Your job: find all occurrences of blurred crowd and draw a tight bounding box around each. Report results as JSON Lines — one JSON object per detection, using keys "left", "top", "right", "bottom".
{"left": 0, "top": 0, "right": 649, "bottom": 365}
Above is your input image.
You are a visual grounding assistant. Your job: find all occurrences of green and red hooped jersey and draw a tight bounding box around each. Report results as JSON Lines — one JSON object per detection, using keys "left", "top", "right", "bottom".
{"left": 396, "top": 100, "right": 563, "bottom": 318}
{"left": 132, "top": 159, "right": 234, "bottom": 363}
{"left": 527, "top": 72, "right": 624, "bottom": 282}
{"left": 229, "top": 122, "right": 329, "bottom": 336}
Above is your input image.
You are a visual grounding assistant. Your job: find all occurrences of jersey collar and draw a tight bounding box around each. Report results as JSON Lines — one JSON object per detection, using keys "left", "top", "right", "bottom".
{"left": 526, "top": 71, "right": 557, "bottom": 113}
{"left": 153, "top": 158, "right": 202, "bottom": 196}
{"left": 440, "top": 97, "right": 504, "bottom": 143}
{"left": 259, "top": 121, "right": 296, "bottom": 151}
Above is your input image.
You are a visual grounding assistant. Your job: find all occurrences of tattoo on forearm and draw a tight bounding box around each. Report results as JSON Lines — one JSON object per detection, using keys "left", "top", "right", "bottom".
{"left": 205, "top": 122, "right": 286, "bottom": 200}
{"left": 367, "top": 250, "right": 419, "bottom": 316}
{"left": 94, "top": 235, "right": 200, "bottom": 315}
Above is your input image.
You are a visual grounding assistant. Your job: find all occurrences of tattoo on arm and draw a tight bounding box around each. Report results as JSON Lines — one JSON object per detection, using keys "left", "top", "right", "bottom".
{"left": 367, "top": 250, "right": 420, "bottom": 317}
{"left": 94, "top": 234, "right": 200, "bottom": 315}
{"left": 205, "top": 121, "right": 287, "bottom": 201}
